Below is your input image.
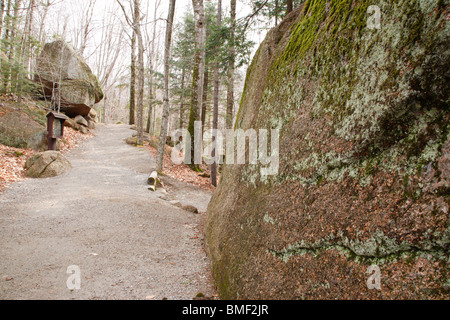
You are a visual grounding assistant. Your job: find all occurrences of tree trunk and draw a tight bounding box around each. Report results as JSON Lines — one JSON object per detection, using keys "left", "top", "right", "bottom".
{"left": 79, "top": 0, "right": 96, "bottom": 56}
{"left": 4, "top": 0, "right": 22, "bottom": 94}
{"left": 38, "top": 0, "right": 51, "bottom": 44}
{"left": 146, "top": 0, "right": 160, "bottom": 134}
{"left": 275, "top": 0, "right": 278, "bottom": 26}
{"left": 211, "top": 0, "right": 222, "bottom": 187}
{"left": 187, "top": 0, "right": 206, "bottom": 171}
{"left": 286, "top": 0, "right": 293, "bottom": 15}
{"left": 179, "top": 67, "right": 186, "bottom": 130}
{"left": 0, "top": 0, "right": 5, "bottom": 41}
{"left": 201, "top": 66, "right": 209, "bottom": 134}
{"left": 0, "top": 0, "right": 9, "bottom": 93}
{"left": 134, "top": 0, "right": 145, "bottom": 145}
{"left": 146, "top": 68, "right": 153, "bottom": 133}
{"left": 24, "top": 0, "right": 36, "bottom": 77}
{"left": 129, "top": 30, "right": 136, "bottom": 125}
{"left": 156, "top": 0, "right": 176, "bottom": 172}
{"left": 226, "top": 0, "right": 236, "bottom": 130}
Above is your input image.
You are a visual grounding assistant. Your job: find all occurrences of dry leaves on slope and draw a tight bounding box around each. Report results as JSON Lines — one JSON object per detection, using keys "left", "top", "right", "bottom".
{"left": 144, "top": 139, "right": 218, "bottom": 191}
{"left": 0, "top": 126, "right": 93, "bottom": 192}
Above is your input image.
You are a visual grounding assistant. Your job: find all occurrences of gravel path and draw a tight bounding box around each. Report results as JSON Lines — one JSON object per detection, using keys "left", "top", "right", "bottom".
{"left": 0, "top": 124, "right": 216, "bottom": 300}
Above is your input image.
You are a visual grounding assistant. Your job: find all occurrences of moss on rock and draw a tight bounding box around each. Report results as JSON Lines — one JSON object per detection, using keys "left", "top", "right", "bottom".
{"left": 206, "top": 0, "right": 450, "bottom": 300}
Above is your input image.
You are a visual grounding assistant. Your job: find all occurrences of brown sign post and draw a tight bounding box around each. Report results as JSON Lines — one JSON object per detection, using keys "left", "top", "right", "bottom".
{"left": 47, "top": 111, "right": 68, "bottom": 151}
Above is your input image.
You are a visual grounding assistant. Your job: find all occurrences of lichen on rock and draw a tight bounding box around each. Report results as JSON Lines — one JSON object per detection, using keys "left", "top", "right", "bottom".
{"left": 205, "top": 0, "right": 449, "bottom": 300}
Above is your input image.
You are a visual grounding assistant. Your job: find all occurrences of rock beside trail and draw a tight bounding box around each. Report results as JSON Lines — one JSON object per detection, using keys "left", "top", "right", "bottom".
{"left": 74, "top": 115, "right": 88, "bottom": 127}
{"left": 24, "top": 151, "right": 72, "bottom": 178}
{"left": 0, "top": 111, "right": 47, "bottom": 150}
{"left": 35, "top": 40, "right": 103, "bottom": 118}
{"left": 182, "top": 205, "right": 199, "bottom": 214}
{"left": 206, "top": 1, "right": 449, "bottom": 300}
{"left": 87, "top": 108, "right": 98, "bottom": 122}
{"left": 64, "top": 118, "right": 81, "bottom": 131}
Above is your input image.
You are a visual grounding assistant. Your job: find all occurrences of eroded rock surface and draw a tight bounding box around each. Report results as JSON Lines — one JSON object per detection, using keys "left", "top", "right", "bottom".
{"left": 24, "top": 151, "right": 72, "bottom": 178}
{"left": 35, "top": 41, "right": 104, "bottom": 117}
{"left": 205, "top": 1, "right": 449, "bottom": 299}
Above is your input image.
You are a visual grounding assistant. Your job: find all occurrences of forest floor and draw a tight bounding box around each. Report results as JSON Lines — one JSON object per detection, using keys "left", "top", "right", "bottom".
{"left": 0, "top": 124, "right": 217, "bottom": 300}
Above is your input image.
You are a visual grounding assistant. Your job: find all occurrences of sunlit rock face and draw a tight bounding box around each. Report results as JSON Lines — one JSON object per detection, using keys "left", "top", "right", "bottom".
{"left": 35, "top": 40, "right": 104, "bottom": 117}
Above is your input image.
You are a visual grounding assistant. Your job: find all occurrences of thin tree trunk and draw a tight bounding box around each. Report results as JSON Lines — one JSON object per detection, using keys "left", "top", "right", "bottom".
{"left": 134, "top": 0, "right": 145, "bottom": 145}
{"left": 286, "top": 0, "right": 293, "bottom": 15}
{"left": 179, "top": 67, "right": 186, "bottom": 129}
{"left": 5, "top": 0, "right": 22, "bottom": 94}
{"left": 146, "top": 0, "right": 160, "bottom": 134}
{"left": 211, "top": 0, "right": 222, "bottom": 187}
{"left": 146, "top": 68, "right": 153, "bottom": 133}
{"left": 187, "top": 0, "right": 206, "bottom": 170}
{"left": 129, "top": 30, "right": 136, "bottom": 125}
{"left": 275, "top": 0, "right": 278, "bottom": 26}
{"left": 38, "top": 0, "right": 51, "bottom": 44}
{"left": 0, "top": 0, "right": 10, "bottom": 93}
{"left": 79, "top": 0, "right": 96, "bottom": 56}
{"left": 226, "top": 0, "right": 236, "bottom": 130}
{"left": 0, "top": 0, "right": 5, "bottom": 41}
{"left": 156, "top": 0, "right": 176, "bottom": 172}
{"left": 25, "top": 0, "right": 36, "bottom": 77}
{"left": 201, "top": 66, "right": 209, "bottom": 134}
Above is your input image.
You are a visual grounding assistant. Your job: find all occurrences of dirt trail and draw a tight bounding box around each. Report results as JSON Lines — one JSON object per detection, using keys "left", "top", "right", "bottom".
{"left": 0, "top": 124, "right": 216, "bottom": 300}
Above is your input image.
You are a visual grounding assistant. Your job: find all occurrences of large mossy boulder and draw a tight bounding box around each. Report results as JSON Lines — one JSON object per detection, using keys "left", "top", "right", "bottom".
{"left": 35, "top": 40, "right": 104, "bottom": 117}
{"left": 205, "top": 1, "right": 449, "bottom": 300}
{"left": 0, "top": 111, "right": 47, "bottom": 150}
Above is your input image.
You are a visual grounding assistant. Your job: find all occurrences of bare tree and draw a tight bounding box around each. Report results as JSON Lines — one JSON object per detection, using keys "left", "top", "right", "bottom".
{"left": 226, "top": 0, "right": 236, "bottom": 129}
{"left": 145, "top": 0, "right": 161, "bottom": 134}
{"left": 156, "top": 0, "right": 176, "bottom": 172}
{"left": 37, "top": 0, "right": 55, "bottom": 45}
{"left": 116, "top": 0, "right": 137, "bottom": 126}
{"left": 79, "top": 0, "right": 97, "bottom": 56}
{"left": 134, "top": 0, "right": 145, "bottom": 145}
{"left": 93, "top": 3, "right": 125, "bottom": 123}
{"left": 187, "top": 0, "right": 206, "bottom": 170}
{"left": 211, "top": 0, "right": 222, "bottom": 187}
{"left": 22, "top": 0, "right": 37, "bottom": 77}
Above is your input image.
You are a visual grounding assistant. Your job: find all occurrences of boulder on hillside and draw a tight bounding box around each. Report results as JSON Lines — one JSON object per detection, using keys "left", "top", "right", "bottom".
{"left": 24, "top": 151, "right": 72, "bottom": 178}
{"left": 35, "top": 40, "right": 104, "bottom": 118}
{"left": 88, "top": 108, "right": 98, "bottom": 122}
{"left": 64, "top": 118, "right": 81, "bottom": 131}
{"left": 74, "top": 115, "right": 88, "bottom": 127}
{"left": 0, "top": 111, "right": 47, "bottom": 150}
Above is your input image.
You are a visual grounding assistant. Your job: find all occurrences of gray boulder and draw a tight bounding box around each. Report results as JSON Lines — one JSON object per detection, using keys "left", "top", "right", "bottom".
{"left": 35, "top": 40, "right": 104, "bottom": 117}
{"left": 74, "top": 115, "right": 88, "bottom": 127}
{"left": 0, "top": 111, "right": 47, "bottom": 150}
{"left": 64, "top": 118, "right": 81, "bottom": 131}
{"left": 24, "top": 151, "right": 72, "bottom": 178}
